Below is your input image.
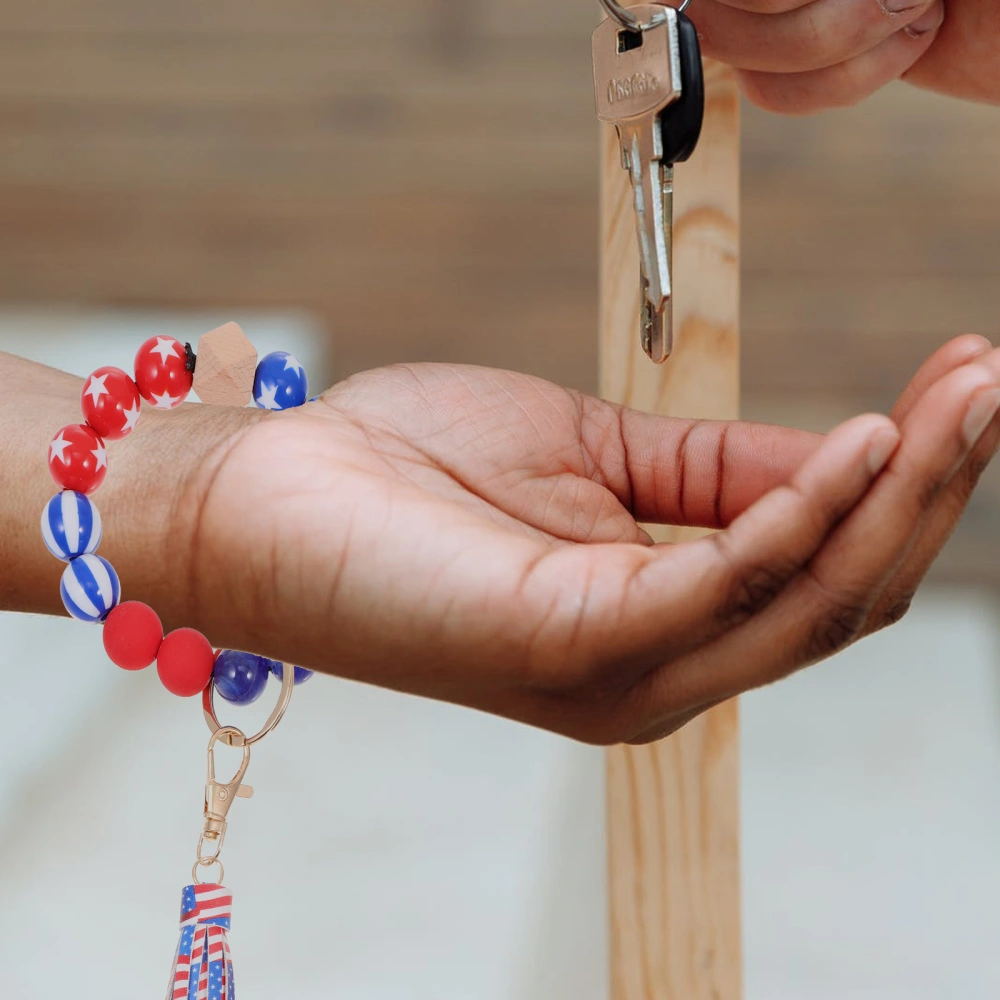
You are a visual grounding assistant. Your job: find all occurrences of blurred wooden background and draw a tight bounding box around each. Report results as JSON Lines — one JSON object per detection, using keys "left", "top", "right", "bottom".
{"left": 1, "top": 0, "right": 999, "bottom": 579}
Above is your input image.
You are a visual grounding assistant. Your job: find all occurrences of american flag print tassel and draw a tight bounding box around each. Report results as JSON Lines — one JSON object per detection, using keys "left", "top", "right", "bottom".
{"left": 170, "top": 705, "right": 292, "bottom": 998}
{"left": 167, "top": 884, "right": 236, "bottom": 1000}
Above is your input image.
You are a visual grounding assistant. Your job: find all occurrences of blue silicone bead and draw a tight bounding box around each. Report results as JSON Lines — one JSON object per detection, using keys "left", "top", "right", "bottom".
{"left": 253, "top": 351, "right": 308, "bottom": 411}
{"left": 213, "top": 650, "right": 275, "bottom": 705}
{"left": 271, "top": 662, "right": 314, "bottom": 685}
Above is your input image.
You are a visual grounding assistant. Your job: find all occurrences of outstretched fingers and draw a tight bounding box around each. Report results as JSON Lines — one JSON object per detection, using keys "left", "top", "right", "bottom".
{"left": 589, "top": 405, "right": 821, "bottom": 529}
{"left": 546, "top": 413, "right": 898, "bottom": 692}
{"left": 889, "top": 334, "right": 992, "bottom": 426}
{"left": 633, "top": 361, "right": 1000, "bottom": 729}
{"left": 589, "top": 335, "right": 993, "bottom": 532}
{"left": 865, "top": 342, "right": 1000, "bottom": 629}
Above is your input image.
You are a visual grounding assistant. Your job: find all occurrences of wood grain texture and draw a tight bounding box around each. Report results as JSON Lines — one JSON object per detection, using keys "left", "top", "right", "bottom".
{"left": 1, "top": 1, "right": 998, "bottom": 580}
{"left": 192, "top": 321, "right": 257, "bottom": 406}
{"left": 601, "top": 59, "right": 741, "bottom": 1000}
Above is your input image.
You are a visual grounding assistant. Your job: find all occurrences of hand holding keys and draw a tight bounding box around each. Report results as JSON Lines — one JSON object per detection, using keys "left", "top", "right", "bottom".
{"left": 593, "top": 4, "right": 704, "bottom": 363}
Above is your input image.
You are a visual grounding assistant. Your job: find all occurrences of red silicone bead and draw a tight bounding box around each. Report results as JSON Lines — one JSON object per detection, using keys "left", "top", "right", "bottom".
{"left": 48, "top": 423, "right": 108, "bottom": 495}
{"left": 103, "top": 601, "right": 163, "bottom": 670}
{"left": 134, "top": 336, "right": 192, "bottom": 410}
{"left": 82, "top": 366, "right": 142, "bottom": 441}
{"left": 157, "top": 628, "right": 215, "bottom": 696}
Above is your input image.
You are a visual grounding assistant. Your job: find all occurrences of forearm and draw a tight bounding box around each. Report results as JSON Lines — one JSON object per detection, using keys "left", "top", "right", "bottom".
{"left": 0, "top": 351, "right": 257, "bottom": 630}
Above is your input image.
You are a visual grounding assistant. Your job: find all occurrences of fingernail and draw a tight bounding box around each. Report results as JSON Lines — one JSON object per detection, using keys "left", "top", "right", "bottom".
{"left": 882, "top": 0, "right": 925, "bottom": 11}
{"left": 867, "top": 427, "right": 900, "bottom": 477}
{"left": 963, "top": 387, "right": 1000, "bottom": 447}
{"left": 905, "top": 3, "right": 945, "bottom": 37}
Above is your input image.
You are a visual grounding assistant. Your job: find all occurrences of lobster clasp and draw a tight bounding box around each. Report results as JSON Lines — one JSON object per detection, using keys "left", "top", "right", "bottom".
{"left": 203, "top": 726, "right": 254, "bottom": 841}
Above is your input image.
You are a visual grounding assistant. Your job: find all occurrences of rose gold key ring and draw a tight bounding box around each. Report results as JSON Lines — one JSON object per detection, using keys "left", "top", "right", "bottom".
{"left": 202, "top": 660, "right": 295, "bottom": 747}
{"left": 599, "top": 0, "right": 692, "bottom": 32}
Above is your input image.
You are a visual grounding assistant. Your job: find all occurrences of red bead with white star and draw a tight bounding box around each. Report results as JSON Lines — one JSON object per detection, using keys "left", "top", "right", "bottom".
{"left": 81, "top": 366, "right": 142, "bottom": 441}
{"left": 48, "top": 423, "right": 108, "bottom": 495}
{"left": 134, "top": 336, "right": 192, "bottom": 410}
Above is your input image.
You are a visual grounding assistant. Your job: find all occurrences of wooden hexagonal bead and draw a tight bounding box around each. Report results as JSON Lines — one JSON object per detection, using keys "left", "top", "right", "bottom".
{"left": 192, "top": 322, "right": 258, "bottom": 407}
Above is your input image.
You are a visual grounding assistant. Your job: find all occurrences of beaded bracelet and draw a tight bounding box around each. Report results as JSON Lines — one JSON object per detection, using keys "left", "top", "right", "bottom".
{"left": 42, "top": 321, "right": 314, "bottom": 702}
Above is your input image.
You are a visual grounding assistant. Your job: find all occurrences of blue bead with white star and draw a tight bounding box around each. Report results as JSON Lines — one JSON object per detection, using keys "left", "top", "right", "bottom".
{"left": 60, "top": 553, "right": 120, "bottom": 623}
{"left": 40, "top": 490, "right": 103, "bottom": 561}
{"left": 253, "top": 351, "right": 308, "bottom": 411}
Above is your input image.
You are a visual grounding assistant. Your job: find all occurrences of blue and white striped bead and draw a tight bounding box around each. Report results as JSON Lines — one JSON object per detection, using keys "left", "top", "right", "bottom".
{"left": 60, "top": 554, "right": 121, "bottom": 623}
{"left": 253, "top": 351, "right": 309, "bottom": 411}
{"left": 40, "top": 490, "right": 103, "bottom": 561}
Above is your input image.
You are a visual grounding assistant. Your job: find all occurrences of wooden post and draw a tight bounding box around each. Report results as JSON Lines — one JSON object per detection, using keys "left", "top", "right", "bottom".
{"left": 601, "top": 59, "right": 742, "bottom": 1000}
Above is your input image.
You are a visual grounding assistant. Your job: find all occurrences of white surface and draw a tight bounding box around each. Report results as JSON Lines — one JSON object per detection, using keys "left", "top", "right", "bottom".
{"left": 3, "top": 311, "right": 1000, "bottom": 997}
{"left": 0, "top": 643, "right": 607, "bottom": 1000}
{"left": 743, "top": 588, "right": 1000, "bottom": 999}
{"left": 5, "top": 588, "right": 1000, "bottom": 999}
{"left": 1, "top": 310, "right": 609, "bottom": 999}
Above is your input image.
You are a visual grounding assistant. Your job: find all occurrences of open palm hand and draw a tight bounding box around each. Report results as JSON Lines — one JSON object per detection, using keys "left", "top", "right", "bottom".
{"left": 180, "top": 340, "right": 1000, "bottom": 743}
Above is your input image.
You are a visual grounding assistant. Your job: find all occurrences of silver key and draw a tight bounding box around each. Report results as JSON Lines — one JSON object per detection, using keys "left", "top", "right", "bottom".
{"left": 593, "top": 6, "right": 683, "bottom": 363}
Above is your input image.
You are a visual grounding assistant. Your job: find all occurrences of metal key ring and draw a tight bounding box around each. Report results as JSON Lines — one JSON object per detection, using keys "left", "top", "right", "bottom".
{"left": 202, "top": 660, "right": 295, "bottom": 746}
{"left": 193, "top": 856, "right": 225, "bottom": 886}
{"left": 599, "top": 0, "right": 692, "bottom": 32}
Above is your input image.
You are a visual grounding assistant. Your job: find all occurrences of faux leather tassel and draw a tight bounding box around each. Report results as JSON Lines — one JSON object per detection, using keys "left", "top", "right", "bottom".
{"left": 167, "top": 884, "right": 235, "bottom": 1000}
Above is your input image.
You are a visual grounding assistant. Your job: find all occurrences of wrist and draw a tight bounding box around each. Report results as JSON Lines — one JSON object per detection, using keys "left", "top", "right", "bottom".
{"left": 99, "top": 402, "right": 263, "bottom": 634}
{"left": 0, "top": 350, "right": 261, "bottom": 633}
